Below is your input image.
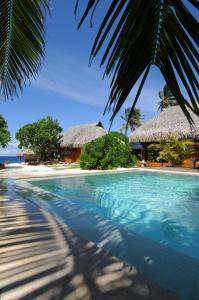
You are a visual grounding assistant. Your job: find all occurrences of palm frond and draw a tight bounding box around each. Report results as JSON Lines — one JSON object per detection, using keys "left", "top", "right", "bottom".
{"left": 77, "top": 0, "right": 199, "bottom": 124}
{"left": 0, "top": 0, "right": 49, "bottom": 99}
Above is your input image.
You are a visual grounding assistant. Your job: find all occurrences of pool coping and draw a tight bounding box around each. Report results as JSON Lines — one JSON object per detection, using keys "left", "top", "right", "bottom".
{"left": 15, "top": 167, "right": 199, "bottom": 184}
{"left": 137, "top": 167, "right": 199, "bottom": 176}
{"left": 2, "top": 166, "right": 198, "bottom": 181}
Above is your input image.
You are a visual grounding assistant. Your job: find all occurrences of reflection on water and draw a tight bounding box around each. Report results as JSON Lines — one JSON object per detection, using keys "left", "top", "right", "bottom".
{"left": 13, "top": 173, "right": 199, "bottom": 300}
{"left": 31, "top": 171, "right": 199, "bottom": 261}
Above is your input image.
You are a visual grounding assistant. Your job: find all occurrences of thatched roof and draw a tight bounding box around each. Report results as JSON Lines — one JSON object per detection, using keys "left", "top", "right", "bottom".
{"left": 17, "top": 148, "right": 35, "bottom": 156}
{"left": 60, "top": 121, "right": 107, "bottom": 148}
{"left": 16, "top": 150, "right": 23, "bottom": 157}
{"left": 23, "top": 149, "right": 35, "bottom": 155}
{"left": 130, "top": 106, "right": 199, "bottom": 143}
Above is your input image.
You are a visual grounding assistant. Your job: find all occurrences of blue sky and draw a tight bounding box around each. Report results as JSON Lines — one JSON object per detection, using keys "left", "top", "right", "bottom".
{"left": 0, "top": 1, "right": 176, "bottom": 155}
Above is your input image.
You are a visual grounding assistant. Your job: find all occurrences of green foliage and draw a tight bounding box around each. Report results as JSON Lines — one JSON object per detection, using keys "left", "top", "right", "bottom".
{"left": 158, "top": 84, "right": 178, "bottom": 112}
{"left": 0, "top": 0, "right": 49, "bottom": 99}
{"left": 0, "top": 2, "right": 198, "bottom": 123}
{"left": 148, "top": 136, "right": 194, "bottom": 166}
{"left": 16, "top": 123, "right": 36, "bottom": 149}
{"left": 16, "top": 116, "right": 62, "bottom": 161}
{"left": 148, "top": 148, "right": 160, "bottom": 162}
{"left": 80, "top": 132, "right": 137, "bottom": 170}
{"left": 0, "top": 115, "right": 11, "bottom": 148}
{"left": 120, "top": 107, "right": 142, "bottom": 135}
{"left": 77, "top": 1, "right": 199, "bottom": 122}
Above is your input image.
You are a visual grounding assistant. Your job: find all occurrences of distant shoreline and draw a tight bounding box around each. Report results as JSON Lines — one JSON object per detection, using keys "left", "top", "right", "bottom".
{"left": 0, "top": 156, "right": 24, "bottom": 164}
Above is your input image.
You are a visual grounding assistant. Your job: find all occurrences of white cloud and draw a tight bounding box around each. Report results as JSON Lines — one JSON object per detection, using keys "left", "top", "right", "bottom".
{"left": 34, "top": 77, "right": 108, "bottom": 107}
{"left": 33, "top": 52, "right": 162, "bottom": 116}
{"left": 0, "top": 142, "right": 19, "bottom": 156}
{"left": 33, "top": 55, "right": 110, "bottom": 107}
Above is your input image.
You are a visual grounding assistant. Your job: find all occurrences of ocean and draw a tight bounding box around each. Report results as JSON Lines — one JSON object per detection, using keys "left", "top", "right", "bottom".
{"left": 0, "top": 156, "right": 24, "bottom": 163}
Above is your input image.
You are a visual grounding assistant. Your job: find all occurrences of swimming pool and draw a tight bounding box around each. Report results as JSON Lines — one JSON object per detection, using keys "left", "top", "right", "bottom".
{"left": 29, "top": 171, "right": 199, "bottom": 299}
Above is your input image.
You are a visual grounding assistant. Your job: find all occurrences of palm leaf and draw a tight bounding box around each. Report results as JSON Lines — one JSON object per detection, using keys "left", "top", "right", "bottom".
{"left": 77, "top": 0, "right": 199, "bottom": 124}
{"left": 0, "top": 0, "right": 49, "bottom": 99}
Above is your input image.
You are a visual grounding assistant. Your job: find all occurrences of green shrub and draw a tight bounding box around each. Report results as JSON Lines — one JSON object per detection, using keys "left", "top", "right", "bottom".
{"left": 148, "top": 135, "right": 194, "bottom": 166}
{"left": 80, "top": 132, "right": 137, "bottom": 170}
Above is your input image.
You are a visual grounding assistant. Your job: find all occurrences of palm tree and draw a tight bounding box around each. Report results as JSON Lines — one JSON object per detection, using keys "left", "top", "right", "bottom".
{"left": 0, "top": 1, "right": 198, "bottom": 123}
{"left": 120, "top": 108, "right": 141, "bottom": 136}
{"left": 76, "top": 0, "right": 199, "bottom": 123}
{"left": 0, "top": 1, "right": 49, "bottom": 99}
{"left": 158, "top": 84, "right": 178, "bottom": 111}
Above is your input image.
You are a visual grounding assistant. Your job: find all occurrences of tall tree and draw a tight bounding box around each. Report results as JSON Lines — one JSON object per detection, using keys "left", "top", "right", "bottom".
{"left": 158, "top": 84, "right": 178, "bottom": 111}
{"left": 120, "top": 108, "right": 141, "bottom": 136}
{"left": 16, "top": 117, "right": 62, "bottom": 161}
{"left": 0, "top": 115, "right": 11, "bottom": 148}
{"left": 0, "top": 1, "right": 198, "bottom": 123}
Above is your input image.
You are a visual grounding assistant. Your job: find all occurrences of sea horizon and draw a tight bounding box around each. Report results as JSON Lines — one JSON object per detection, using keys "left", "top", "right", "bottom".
{"left": 0, "top": 156, "right": 23, "bottom": 163}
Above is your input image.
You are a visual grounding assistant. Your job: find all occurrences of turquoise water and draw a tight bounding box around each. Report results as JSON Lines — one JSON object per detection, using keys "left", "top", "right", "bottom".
{"left": 30, "top": 171, "right": 199, "bottom": 299}
{"left": 31, "top": 171, "right": 199, "bottom": 260}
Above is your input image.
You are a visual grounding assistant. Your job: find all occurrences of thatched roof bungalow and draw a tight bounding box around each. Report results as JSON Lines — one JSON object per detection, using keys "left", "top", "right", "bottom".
{"left": 60, "top": 122, "right": 107, "bottom": 163}
{"left": 17, "top": 148, "right": 37, "bottom": 162}
{"left": 130, "top": 106, "right": 199, "bottom": 143}
{"left": 130, "top": 106, "right": 199, "bottom": 168}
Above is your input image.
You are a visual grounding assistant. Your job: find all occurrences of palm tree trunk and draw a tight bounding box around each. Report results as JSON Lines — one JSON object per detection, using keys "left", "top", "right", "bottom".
{"left": 125, "top": 125, "right": 128, "bottom": 136}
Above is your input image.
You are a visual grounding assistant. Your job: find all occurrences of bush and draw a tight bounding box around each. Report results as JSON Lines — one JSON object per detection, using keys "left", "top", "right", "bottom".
{"left": 0, "top": 163, "right": 5, "bottom": 169}
{"left": 148, "top": 135, "right": 194, "bottom": 166}
{"left": 80, "top": 132, "right": 137, "bottom": 170}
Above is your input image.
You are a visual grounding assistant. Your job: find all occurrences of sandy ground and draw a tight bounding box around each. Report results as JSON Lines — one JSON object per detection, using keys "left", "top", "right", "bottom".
{"left": 0, "top": 163, "right": 134, "bottom": 179}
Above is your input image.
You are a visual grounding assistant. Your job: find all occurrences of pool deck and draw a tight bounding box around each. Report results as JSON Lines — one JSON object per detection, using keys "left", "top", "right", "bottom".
{"left": 0, "top": 163, "right": 198, "bottom": 180}
{"left": 0, "top": 193, "right": 180, "bottom": 300}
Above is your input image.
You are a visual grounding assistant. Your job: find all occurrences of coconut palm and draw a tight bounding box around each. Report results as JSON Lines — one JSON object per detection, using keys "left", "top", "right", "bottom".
{"left": 76, "top": 0, "right": 199, "bottom": 123}
{"left": 158, "top": 84, "right": 178, "bottom": 111}
{"left": 0, "top": 1, "right": 198, "bottom": 123}
{"left": 0, "top": 0, "right": 49, "bottom": 99}
{"left": 120, "top": 108, "right": 141, "bottom": 136}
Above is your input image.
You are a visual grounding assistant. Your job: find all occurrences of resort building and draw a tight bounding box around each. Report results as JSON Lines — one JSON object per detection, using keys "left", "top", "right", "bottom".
{"left": 18, "top": 148, "right": 37, "bottom": 163}
{"left": 60, "top": 122, "right": 107, "bottom": 163}
{"left": 130, "top": 106, "right": 199, "bottom": 168}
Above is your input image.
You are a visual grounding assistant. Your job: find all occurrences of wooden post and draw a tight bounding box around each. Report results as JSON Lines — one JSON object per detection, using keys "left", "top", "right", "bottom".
{"left": 141, "top": 143, "right": 148, "bottom": 161}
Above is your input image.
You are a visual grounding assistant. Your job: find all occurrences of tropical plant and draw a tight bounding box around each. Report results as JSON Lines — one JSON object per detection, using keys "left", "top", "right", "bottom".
{"left": 120, "top": 107, "right": 142, "bottom": 135}
{"left": 0, "top": 1, "right": 198, "bottom": 123}
{"left": 158, "top": 84, "right": 178, "bottom": 111}
{"left": 80, "top": 132, "right": 137, "bottom": 170}
{"left": 16, "top": 117, "right": 62, "bottom": 161}
{"left": 0, "top": 115, "right": 11, "bottom": 147}
{"left": 148, "top": 136, "right": 194, "bottom": 166}
{"left": 0, "top": 0, "right": 49, "bottom": 99}
{"left": 76, "top": 0, "right": 199, "bottom": 123}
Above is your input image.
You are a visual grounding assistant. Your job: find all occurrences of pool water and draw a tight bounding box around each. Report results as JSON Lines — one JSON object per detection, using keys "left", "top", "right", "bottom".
{"left": 31, "top": 171, "right": 199, "bottom": 260}
{"left": 30, "top": 171, "right": 199, "bottom": 299}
